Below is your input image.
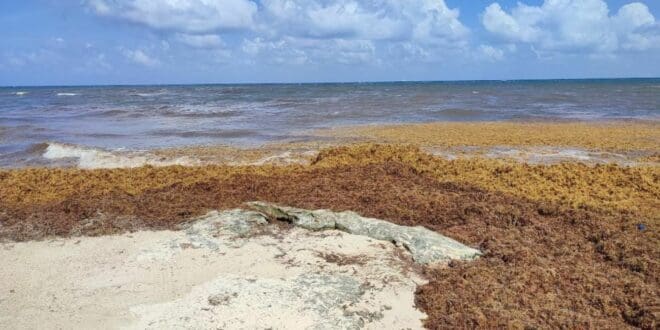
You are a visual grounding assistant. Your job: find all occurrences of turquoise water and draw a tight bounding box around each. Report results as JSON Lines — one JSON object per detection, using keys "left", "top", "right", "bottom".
{"left": 0, "top": 79, "right": 658, "bottom": 165}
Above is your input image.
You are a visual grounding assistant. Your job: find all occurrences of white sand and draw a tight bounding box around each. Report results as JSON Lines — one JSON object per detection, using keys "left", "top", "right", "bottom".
{"left": 0, "top": 211, "right": 429, "bottom": 329}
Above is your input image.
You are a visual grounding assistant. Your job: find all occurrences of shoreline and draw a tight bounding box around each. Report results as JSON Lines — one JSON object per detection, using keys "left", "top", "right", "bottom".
{"left": 2, "top": 120, "right": 658, "bottom": 169}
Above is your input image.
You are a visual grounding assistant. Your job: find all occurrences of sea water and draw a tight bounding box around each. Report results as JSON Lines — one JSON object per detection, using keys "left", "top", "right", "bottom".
{"left": 1, "top": 79, "right": 658, "bottom": 167}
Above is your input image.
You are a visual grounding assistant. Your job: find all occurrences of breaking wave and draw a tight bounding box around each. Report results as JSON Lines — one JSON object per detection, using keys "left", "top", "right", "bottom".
{"left": 42, "top": 143, "right": 199, "bottom": 169}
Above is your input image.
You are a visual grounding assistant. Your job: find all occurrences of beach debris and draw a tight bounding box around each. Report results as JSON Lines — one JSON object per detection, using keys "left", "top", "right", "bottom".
{"left": 246, "top": 202, "right": 482, "bottom": 264}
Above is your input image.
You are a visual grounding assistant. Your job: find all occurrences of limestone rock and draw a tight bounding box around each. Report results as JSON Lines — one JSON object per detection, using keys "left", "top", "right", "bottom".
{"left": 246, "top": 202, "right": 336, "bottom": 230}
{"left": 247, "top": 202, "right": 482, "bottom": 264}
{"left": 186, "top": 209, "right": 268, "bottom": 237}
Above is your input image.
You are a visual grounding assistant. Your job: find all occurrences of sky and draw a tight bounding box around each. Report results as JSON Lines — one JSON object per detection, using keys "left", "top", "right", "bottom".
{"left": 1, "top": 0, "right": 659, "bottom": 86}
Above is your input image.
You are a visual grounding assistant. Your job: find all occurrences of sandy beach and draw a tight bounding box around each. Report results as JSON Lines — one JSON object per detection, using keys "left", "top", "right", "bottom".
{"left": 1, "top": 121, "right": 658, "bottom": 328}
{"left": 3, "top": 0, "right": 660, "bottom": 327}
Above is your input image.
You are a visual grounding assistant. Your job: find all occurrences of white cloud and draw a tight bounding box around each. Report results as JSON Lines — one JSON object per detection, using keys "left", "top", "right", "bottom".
{"left": 239, "top": 0, "right": 470, "bottom": 65}
{"left": 261, "top": 0, "right": 406, "bottom": 40}
{"left": 482, "top": 4, "right": 540, "bottom": 43}
{"left": 478, "top": 45, "right": 505, "bottom": 61}
{"left": 241, "top": 37, "right": 308, "bottom": 65}
{"left": 482, "top": 0, "right": 659, "bottom": 55}
{"left": 320, "top": 39, "right": 377, "bottom": 65}
{"left": 87, "top": 0, "right": 469, "bottom": 45}
{"left": 122, "top": 49, "right": 160, "bottom": 67}
{"left": 261, "top": 0, "right": 468, "bottom": 44}
{"left": 86, "top": 0, "right": 472, "bottom": 65}
{"left": 87, "top": 0, "right": 257, "bottom": 32}
{"left": 174, "top": 33, "right": 225, "bottom": 49}
{"left": 613, "top": 3, "right": 659, "bottom": 51}
{"left": 410, "top": 0, "right": 470, "bottom": 45}
{"left": 241, "top": 37, "right": 377, "bottom": 65}
{"left": 386, "top": 43, "right": 431, "bottom": 63}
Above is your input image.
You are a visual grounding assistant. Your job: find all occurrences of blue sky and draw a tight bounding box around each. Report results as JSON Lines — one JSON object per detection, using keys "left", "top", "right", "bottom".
{"left": 1, "top": 0, "right": 659, "bottom": 86}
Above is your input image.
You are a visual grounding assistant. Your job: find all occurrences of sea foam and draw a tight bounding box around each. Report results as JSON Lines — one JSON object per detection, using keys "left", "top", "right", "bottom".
{"left": 43, "top": 143, "right": 197, "bottom": 169}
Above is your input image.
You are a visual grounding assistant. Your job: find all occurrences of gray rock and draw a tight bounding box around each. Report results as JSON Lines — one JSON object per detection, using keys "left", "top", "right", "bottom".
{"left": 247, "top": 202, "right": 336, "bottom": 231}
{"left": 247, "top": 202, "right": 482, "bottom": 264}
{"left": 187, "top": 209, "right": 269, "bottom": 237}
{"left": 175, "top": 209, "right": 269, "bottom": 250}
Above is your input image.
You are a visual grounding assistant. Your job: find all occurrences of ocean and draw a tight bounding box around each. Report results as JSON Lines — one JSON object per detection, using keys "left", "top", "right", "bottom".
{"left": 1, "top": 79, "right": 658, "bottom": 167}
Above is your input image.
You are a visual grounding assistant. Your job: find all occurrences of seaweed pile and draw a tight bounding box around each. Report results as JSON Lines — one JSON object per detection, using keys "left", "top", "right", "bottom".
{"left": 331, "top": 121, "right": 660, "bottom": 152}
{"left": 1, "top": 144, "right": 658, "bottom": 328}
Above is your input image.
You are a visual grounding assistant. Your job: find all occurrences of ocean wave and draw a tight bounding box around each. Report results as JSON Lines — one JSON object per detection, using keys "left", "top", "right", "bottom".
{"left": 13, "top": 91, "right": 28, "bottom": 96}
{"left": 149, "top": 129, "right": 259, "bottom": 139}
{"left": 96, "top": 109, "right": 132, "bottom": 116}
{"left": 57, "top": 93, "right": 78, "bottom": 96}
{"left": 0, "top": 142, "right": 52, "bottom": 168}
{"left": 132, "top": 91, "right": 168, "bottom": 97}
{"left": 160, "top": 108, "right": 241, "bottom": 118}
{"left": 42, "top": 143, "right": 199, "bottom": 169}
{"left": 89, "top": 108, "right": 150, "bottom": 119}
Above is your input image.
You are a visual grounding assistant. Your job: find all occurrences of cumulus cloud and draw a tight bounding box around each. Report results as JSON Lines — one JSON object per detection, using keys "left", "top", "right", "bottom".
{"left": 478, "top": 45, "right": 505, "bottom": 61}
{"left": 86, "top": 0, "right": 469, "bottom": 45}
{"left": 86, "top": 0, "right": 472, "bottom": 65}
{"left": 248, "top": 0, "right": 469, "bottom": 65}
{"left": 87, "top": 0, "right": 257, "bottom": 32}
{"left": 122, "top": 49, "right": 160, "bottom": 67}
{"left": 260, "top": 0, "right": 468, "bottom": 43}
{"left": 482, "top": 0, "right": 659, "bottom": 55}
{"left": 241, "top": 37, "right": 309, "bottom": 65}
{"left": 241, "top": 37, "right": 377, "bottom": 65}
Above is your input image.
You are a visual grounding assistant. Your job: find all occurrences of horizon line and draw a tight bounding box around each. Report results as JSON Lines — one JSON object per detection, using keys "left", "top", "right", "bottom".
{"left": 2, "top": 76, "right": 659, "bottom": 89}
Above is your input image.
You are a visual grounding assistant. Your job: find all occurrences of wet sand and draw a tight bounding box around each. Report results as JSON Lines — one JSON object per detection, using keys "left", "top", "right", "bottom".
{"left": 1, "top": 121, "right": 659, "bottom": 328}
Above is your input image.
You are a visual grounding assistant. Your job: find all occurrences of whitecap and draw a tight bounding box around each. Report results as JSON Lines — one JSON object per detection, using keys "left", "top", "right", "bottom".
{"left": 135, "top": 92, "right": 167, "bottom": 97}
{"left": 13, "top": 91, "right": 28, "bottom": 96}
{"left": 131, "top": 89, "right": 169, "bottom": 97}
{"left": 57, "top": 93, "right": 78, "bottom": 96}
{"left": 42, "top": 143, "right": 198, "bottom": 169}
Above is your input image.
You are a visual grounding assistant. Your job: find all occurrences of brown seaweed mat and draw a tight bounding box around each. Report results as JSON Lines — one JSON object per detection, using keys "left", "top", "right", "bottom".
{"left": 1, "top": 145, "right": 658, "bottom": 329}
